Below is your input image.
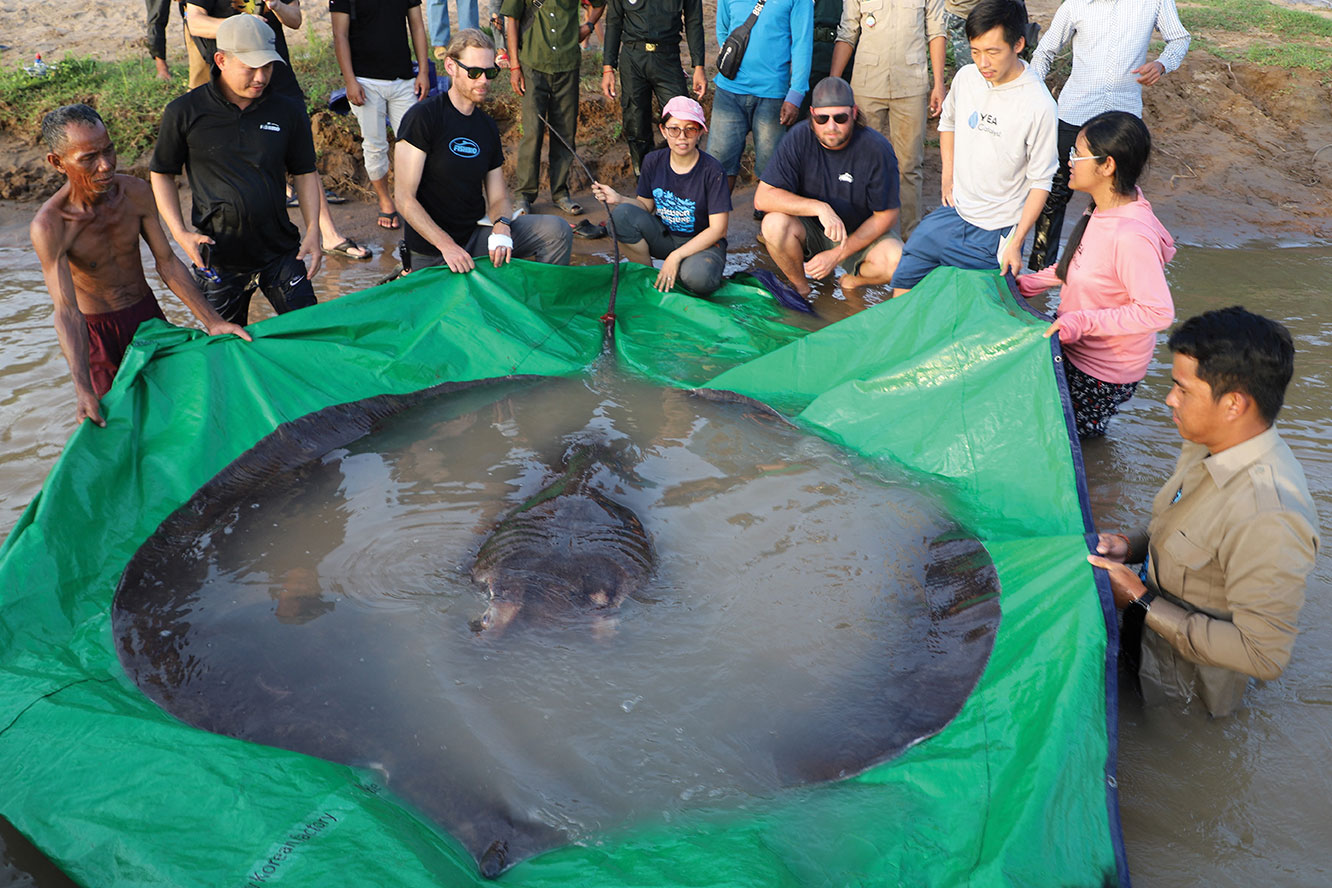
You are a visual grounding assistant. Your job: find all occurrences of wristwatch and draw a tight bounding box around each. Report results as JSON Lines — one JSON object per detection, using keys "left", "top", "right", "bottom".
{"left": 496, "top": 216, "right": 513, "bottom": 228}
{"left": 1130, "top": 588, "right": 1157, "bottom": 615}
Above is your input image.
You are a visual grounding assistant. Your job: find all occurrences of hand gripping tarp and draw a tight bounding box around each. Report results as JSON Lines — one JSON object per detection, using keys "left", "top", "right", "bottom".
{"left": 0, "top": 262, "right": 1127, "bottom": 887}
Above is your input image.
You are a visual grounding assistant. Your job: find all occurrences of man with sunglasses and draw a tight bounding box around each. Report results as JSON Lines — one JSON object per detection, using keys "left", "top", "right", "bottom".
{"left": 394, "top": 29, "right": 573, "bottom": 274}
{"left": 754, "top": 76, "right": 902, "bottom": 301}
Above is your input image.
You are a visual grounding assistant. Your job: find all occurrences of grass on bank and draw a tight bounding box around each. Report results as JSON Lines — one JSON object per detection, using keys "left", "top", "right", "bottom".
{"left": 0, "top": 38, "right": 351, "bottom": 161}
{"left": 0, "top": 34, "right": 615, "bottom": 164}
{"left": 1178, "top": 0, "right": 1332, "bottom": 70}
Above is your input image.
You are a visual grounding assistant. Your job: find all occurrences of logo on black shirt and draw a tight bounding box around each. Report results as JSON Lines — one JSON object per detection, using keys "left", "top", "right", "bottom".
{"left": 450, "top": 138, "right": 481, "bottom": 158}
{"left": 260, "top": 122, "right": 282, "bottom": 132}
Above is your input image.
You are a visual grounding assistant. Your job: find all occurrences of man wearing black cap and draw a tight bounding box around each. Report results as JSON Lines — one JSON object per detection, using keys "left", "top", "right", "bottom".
{"left": 754, "top": 76, "right": 902, "bottom": 300}
{"left": 150, "top": 14, "right": 324, "bottom": 324}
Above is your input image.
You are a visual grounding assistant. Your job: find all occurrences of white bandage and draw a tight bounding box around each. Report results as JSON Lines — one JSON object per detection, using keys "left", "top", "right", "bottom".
{"left": 488, "top": 232, "right": 514, "bottom": 252}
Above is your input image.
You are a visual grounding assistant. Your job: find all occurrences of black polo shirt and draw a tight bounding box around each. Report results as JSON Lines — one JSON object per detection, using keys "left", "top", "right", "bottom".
{"left": 151, "top": 73, "right": 318, "bottom": 266}
{"left": 602, "top": 0, "right": 704, "bottom": 69}
{"left": 396, "top": 92, "right": 504, "bottom": 257}
{"left": 329, "top": 0, "right": 421, "bottom": 82}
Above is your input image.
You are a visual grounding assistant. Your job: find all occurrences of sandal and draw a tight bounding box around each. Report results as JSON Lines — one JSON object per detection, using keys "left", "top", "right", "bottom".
{"left": 377, "top": 211, "right": 402, "bottom": 230}
{"left": 324, "top": 189, "right": 348, "bottom": 205}
{"left": 571, "top": 219, "right": 606, "bottom": 239}
{"left": 553, "top": 195, "right": 583, "bottom": 215}
{"left": 325, "top": 239, "right": 372, "bottom": 260}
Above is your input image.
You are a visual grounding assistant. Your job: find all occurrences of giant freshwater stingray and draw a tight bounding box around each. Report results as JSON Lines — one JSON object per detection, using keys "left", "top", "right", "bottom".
{"left": 113, "top": 376, "right": 1003, "bottom": 878}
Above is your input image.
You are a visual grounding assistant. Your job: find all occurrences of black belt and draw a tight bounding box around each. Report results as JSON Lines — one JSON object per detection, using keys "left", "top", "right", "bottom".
{"left": 813, "top": 26, "right": 837, "bottom": 43}
{"left": 622, "top": 39, "right": 678, "bottom": 53}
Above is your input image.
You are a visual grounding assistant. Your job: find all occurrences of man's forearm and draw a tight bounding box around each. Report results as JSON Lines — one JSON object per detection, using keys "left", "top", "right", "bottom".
{"left": 150, "top": 172, "right": 189, "bottom": 241}
{"left": 184, "top": 5, "right": 225, "bottom": 39}
{"left": 293, "top": 172, "right": 321, "bottom": 233}
{"left": 52, "top": 304, "right": 96, "bottom": 399}
{"left": 754, "top": 183, "right": 830, "bottom": 218}
{"left": 1010, "top": 187, "right": 1050, "bottom": 244}
{"left": 838, "top": 211, "right": 896, "bottom": 261}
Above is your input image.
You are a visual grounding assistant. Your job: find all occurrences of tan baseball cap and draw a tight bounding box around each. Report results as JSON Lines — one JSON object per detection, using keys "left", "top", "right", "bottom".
{"left": 216, "top": 14, "right": 285, "bottom": 68}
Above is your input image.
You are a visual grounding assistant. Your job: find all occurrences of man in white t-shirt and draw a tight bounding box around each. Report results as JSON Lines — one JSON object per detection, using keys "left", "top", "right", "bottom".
{"left": 890, "top": 0, "right": 1056, "bottom": 295}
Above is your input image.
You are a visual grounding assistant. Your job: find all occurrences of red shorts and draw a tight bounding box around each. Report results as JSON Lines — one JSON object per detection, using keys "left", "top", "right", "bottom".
{"left": 84, "top": 296, "right": 167, "bottom": 397}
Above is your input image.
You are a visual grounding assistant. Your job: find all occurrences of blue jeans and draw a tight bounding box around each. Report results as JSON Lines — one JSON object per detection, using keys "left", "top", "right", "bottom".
{"left": 705, "top": 86, "right": 788, "bottom": 180}
{"left": 889, "top": 205, "right": 1011, "bottom": 290}
{"left": 428, "top": 0, "right": 499, "bottom": 47}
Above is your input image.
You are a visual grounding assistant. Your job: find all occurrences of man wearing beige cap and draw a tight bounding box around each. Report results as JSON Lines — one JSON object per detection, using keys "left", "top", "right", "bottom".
{"left": 150, "top": 15, "right": 323, "bottom": 325}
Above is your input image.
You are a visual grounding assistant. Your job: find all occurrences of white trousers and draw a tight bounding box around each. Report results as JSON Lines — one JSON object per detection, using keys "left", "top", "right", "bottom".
{"left": 350, "top": 77, "right": 419, "bottom": 181}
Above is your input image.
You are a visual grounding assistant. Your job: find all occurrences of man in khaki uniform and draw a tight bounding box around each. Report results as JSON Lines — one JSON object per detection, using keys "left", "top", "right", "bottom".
{"left": 829, "top": 0, "right": 945, "bottom": 237}
{"left": 1090, "top": 307, "right": 1320, "bottom": 718}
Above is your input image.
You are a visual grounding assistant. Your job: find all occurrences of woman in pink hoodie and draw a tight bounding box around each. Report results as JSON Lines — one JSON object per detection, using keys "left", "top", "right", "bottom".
{"left": 1017, "top": 112, "right": 1176, "bottom": 438}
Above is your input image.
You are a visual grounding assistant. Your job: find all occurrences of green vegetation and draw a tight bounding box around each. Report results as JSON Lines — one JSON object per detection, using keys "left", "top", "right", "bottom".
{"left": 0, "top": 38, "right": 350, "bottom": 160}
{"left": 1179, "top": 0, "right": 1332, "bottom": 70}
{"left": 0, "top": 56, "right": 184, "bottom": 159}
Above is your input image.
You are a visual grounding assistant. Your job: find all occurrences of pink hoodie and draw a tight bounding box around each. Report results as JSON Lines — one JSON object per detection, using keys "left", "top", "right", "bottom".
{"left": 1017, "top": 191, "right": 1176, "bottom": 384}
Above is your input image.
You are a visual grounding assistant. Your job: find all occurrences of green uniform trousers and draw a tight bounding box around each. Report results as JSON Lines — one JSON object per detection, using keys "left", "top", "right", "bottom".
{"left": 517, "top": 67, "right": 580, "bottom": 202}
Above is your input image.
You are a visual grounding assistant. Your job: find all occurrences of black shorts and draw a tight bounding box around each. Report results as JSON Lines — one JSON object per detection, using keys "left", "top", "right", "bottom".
{"left": 194, "top": 253, "right": 316, "bottom": 325}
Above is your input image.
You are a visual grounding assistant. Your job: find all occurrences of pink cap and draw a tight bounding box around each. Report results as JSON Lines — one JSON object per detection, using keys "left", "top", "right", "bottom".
{"left": 661, "top": 96, "right": 707, "bottom": 131}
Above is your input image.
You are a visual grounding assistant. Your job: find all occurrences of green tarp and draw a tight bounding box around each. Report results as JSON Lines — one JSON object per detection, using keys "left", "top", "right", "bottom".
{"left": 0, "top": 261, "right": 1125, "bottom": 887}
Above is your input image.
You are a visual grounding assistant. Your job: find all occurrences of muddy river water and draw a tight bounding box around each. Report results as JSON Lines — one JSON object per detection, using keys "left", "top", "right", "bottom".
{"left": 1, "top": 241, "right": 1329, "bottom": 885}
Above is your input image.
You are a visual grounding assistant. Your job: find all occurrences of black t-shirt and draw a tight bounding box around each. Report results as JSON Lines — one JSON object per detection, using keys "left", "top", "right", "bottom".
{"left": 151, "top": 74, "right": 318, "bottom": 266}
{"left": 761, "top": 121, "right": 900, "bottom": 233}
{"left": 635, "top": 148, "right": 731, "bottom": 240}
{"left": 187, "top": 1, "right": 302, "bottom": 99}
{"left": 396, "top": 92, "right": 505, "bottom": 256}
{"left": 328, "top": 0, "right": 421, "bottom": 82}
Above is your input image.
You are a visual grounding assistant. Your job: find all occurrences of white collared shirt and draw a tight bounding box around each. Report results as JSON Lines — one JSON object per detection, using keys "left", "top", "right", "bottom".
{"left": 1030, "top": 0, "right": 1191, "bottom": 125}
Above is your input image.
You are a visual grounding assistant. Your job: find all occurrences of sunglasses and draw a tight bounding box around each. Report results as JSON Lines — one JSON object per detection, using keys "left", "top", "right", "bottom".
{"left": 662, "top": 125, "right": 702, "bottom": 138}
{"left": 811, "top": 112, "right": 850, "bottom": 125}
{"left": 454, "top": 61, "right": 501, "bottom": 80}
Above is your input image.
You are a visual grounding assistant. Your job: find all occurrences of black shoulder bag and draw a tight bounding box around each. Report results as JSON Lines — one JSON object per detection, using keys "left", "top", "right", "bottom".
{"left": 716, "top": 0, "right": 767, "bottom": 80}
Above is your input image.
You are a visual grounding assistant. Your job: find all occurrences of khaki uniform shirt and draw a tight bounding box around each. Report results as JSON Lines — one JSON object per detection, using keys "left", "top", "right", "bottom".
{"left": 1129, "top": 426, "right": 1319, "bottom": 717}
{"left": 835, "top": 0, "right": 945, "bottom": 100}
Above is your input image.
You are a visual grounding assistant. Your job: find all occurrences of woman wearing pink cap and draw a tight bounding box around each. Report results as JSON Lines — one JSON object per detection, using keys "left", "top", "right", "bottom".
{"left": 591, "top": 96, "right": 731, "bottom": 295}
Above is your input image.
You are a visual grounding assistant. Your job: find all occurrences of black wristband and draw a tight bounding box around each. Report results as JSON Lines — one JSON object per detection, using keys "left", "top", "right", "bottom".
{"left": 1131, "top": 588, "right": 1157, "bottom": 614}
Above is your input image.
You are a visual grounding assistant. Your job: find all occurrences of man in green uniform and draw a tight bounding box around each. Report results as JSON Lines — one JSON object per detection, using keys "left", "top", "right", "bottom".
{"left": 503, "top": 0, "right": 605, "bottom": 215}
{"left": 600, "top": 0, "right": 707, "bottom": 176}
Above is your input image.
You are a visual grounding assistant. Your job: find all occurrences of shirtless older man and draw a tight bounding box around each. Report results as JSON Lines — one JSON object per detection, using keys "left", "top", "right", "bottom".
{"left": 30, "top": 104, "right": 250, "bottom": 428}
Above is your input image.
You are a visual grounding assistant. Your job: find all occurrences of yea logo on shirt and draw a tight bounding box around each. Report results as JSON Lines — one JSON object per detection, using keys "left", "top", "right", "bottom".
{"left": 967, "top": 111, "right": 1001, "bottom": 136}
{"left": 259, "top": 122, "right": 282, "bottom": 132}
{"left": 450, "top": 137, "right": 481, "bottom": 158}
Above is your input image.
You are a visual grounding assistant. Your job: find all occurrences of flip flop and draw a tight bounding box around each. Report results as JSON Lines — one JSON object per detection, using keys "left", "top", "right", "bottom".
{"left": 286, "top": 192, "right": 299, "bottom": 207}
{"left": 324, "top": 189, "right": 348, "bottom": 205}
{"left": 746, "top": 269, "right": 816, "bottom": 314}
{"left": 325, "top": 239, "right": 372, "bottom": 260}
{"left": 571, "top": 219, "right": 606, "bottom": 239}
{"left": 377, "top": 211, "right": 402, "bottom": 230}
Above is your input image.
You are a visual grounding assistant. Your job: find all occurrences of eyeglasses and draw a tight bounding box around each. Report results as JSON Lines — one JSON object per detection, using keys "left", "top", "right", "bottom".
{"left": 662, "top": 125, "right": 702, "bottom": 138}
{"left": 1068, "top": 147, "right": 1106, "bottom": 164}
{"left": 812, "top": 112, "right": 850, "bottom": 125}
{"left": 454, "top": 61, "right": 501, "bottom": 80}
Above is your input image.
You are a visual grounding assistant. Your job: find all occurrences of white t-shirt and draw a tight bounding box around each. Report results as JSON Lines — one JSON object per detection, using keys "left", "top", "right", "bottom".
{"left": 939, "top": 61, "right": 1058, "bottom": 231}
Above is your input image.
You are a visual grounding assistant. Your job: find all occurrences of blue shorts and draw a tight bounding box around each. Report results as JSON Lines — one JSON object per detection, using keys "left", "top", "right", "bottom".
{"left": 889, "top": 205, "right": 1011, "bottom": 290}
